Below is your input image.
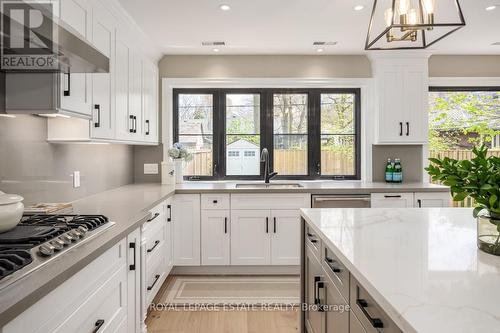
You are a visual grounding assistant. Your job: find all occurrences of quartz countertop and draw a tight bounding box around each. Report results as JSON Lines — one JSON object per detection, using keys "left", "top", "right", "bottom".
{"left": 300, "top": 208, "right": 500, "bottom": 333}
{"left": 175, "top": 180, "right": 449, "bottom": 194}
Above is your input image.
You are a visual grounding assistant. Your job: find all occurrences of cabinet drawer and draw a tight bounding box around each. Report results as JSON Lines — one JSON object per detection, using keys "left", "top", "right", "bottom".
{"left": 145, "top": 249, "right": 166, "bottom": 304}
{"left": 231, "top": 193, "right": 310, "bottom": 210}
{"left": 321, "top": 244, "right": 349, "bottom": 301}
{"left": 143, "top": 210, "right": 165, "bottom": 232}
{"left": 201, "top": 194, "right": 230, "bottom": 210}
{"left": 305, "top": 225, "right": 321, "bottom": 258}
{"left": 370, "top": 193, "right": 413, "bottom": 208}
{"left": 350, "top": 275, "right": 402, "bottom": 333}
{"left": 144, "top": 221, "right": 166, "bottom": 262}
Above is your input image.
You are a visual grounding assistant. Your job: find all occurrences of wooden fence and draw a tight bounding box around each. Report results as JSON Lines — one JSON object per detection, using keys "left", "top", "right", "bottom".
{"left": 429, "top": 150, "right": 500, "bottom": 207}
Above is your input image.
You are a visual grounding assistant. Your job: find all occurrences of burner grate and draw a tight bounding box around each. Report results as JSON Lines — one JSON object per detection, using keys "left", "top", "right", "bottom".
{"left": 0, "top": 249, "right": 33, "bottom": 280}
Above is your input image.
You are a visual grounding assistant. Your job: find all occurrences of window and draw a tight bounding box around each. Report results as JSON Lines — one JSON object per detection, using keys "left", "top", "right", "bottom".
{"left": 174, "top": 88, "right": 361, "bottom": 180}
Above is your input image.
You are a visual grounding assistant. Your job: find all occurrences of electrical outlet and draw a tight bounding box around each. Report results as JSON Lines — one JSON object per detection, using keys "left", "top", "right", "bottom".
{"left": 73, "top": 171, "right": 80, "bottom": 188}
{"left": 144, "top": 163, "right": 159, "bottom": 175}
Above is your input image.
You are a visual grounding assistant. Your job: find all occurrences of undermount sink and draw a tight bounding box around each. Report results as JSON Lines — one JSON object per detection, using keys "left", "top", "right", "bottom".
{"left": 235, "top": 183, "right": 303, "bottom": 189}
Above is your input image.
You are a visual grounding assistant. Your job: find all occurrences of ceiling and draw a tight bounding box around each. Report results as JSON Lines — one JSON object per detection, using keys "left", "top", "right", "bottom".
{"left": 117, "top": 0, "right": 500, "bottom": 55}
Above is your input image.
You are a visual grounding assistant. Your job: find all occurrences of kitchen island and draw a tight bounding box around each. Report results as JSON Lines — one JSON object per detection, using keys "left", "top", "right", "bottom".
{"left": 300, "top": 208, "right": 500, "bottom": 333}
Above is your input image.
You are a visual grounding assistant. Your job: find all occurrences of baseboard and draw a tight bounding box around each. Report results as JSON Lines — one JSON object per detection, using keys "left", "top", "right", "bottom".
{"left": 171, "top": 265, "right": 300, "bottom": 275}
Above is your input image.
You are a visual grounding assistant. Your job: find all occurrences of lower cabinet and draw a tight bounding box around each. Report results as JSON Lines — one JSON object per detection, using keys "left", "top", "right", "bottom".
{"left": 271, "top": 210, "right": 301, "bottom": 265}
{"left": 414, "top": 192, "right": 451, "bottom": 207}
{"left": 201, "top": 209, "right": 231, "bottom": 265}
{"left": 173, "top": 194, "right": 201, "bottom": 266}
{"left": 371, "top": 191, "right": 450, "bottom": 208}
{"left": 304, "top": 244, "right": 324, "bottom": 333}
{"left": 127, "top": 228, "right": 142, "bottom": 333}
{"left": 231, "top": 209, "right": 271, "bottom": 265}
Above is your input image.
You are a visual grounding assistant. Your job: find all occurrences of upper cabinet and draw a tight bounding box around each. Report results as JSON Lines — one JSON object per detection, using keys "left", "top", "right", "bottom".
{"left": 47, "top": 0, "right": 160, "bottom": 145}
{"left": 371, "top": 54, "right": 429, "bottom": 144}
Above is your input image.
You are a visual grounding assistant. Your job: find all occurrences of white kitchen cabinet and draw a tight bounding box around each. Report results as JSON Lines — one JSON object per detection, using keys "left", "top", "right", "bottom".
{"left": 142, "top": 60, "right": 159, "bottom": 143}
{"left": 3, "top": 240, "right": 128, "bottom": 333}
{"left": 371, "top": 55, "right": 429, "bottom": 144}
{"left": 201, "top": 210, "right": 231, "bottom": 265}
{"left": 231, "top": 209, "right": 271, "bottom": 265}
{"left": 126, "top": 228, "right": 141, "bottom": 333}
{"left": 115, "top": 32, "right": 132, "bottom": 141}
{"left": 59, "top": 0, "right": 93, "bottom": 117}
{"left": 165, "top": 198, "right": 174, "bottom": 274}
{"left": 270, "top": 210, "right": 301, "bottom": 265}
{"left": 414, "top": 192, "right": 451, "bottom": 208}
{"left": 173, "top": 194, "right": 201, "bottom": 266}
{"left": 371, "top": 193, "right": 414, "bottom": 208}
{"left": 90, "top": 0, "right": 115, "bottom": 139}
{"left": 129, "top": 50, "right": 143, "bottom": 139}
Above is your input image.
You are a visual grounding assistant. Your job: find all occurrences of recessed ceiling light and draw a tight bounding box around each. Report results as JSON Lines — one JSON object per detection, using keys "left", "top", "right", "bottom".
{"left": 220, "top": 4, "right": 231, "bottom": 11}
{"left": 316, "top": 48, "right": 324, "bottom": 53}
{"left": 213, "top": 48, "right": 220, "bottom": 52}
{"left": 353, "top": 5, "right": 365, "bottom": 11}
{"left": 486, "top": 5, "right": 497, "bottom": 11}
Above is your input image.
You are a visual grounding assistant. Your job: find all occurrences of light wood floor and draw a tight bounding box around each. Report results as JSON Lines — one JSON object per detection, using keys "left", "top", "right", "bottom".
{"left": 146, "top": 276, "right": 300, "bottom": 333}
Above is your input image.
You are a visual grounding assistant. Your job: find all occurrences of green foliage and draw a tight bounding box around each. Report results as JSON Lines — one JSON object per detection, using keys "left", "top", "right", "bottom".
{"left": 426, "top": 145, "right": 500, "bottom": 218}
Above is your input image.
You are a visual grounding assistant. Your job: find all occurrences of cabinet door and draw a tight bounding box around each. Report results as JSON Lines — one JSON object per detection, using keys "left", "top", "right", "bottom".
{"left": 377, "top": 68, "right": 405, "bottom": 143}
{"left": 173, "top": 194, "right": 201, "bottom": 266}
{"left": 370, "top": 193, "right": 414, "bottom": 208}
{"left": 270, "top": 210, "right": 300, "bottom": 265}
{"left": 304, "top": 245, "right": 323, "bottom": 333}
{"left": 414, "top": 192, "right": 451, "bottom": 208}
{"left": 142, "top": 60, "right": 158, "bottom": 143}
{"left": 201, "top": 210, "right": 230, "bottom": 265}
{"left": 403, "top": 65, "right": 428, "bottom": 143}
{"left": 165, "top": 199, "right": 173, "bottom": 274}
{"left": 350, "top": 313, "right": 368, "bottom": 333}
{"left": 90, "top": 1, "right": 114, "bottom": 139}
{"left": 129, "top": 51, "right": 143, "bottom": 138}
{"left": 115, "top": 33, "right": 132, "bottom": 140}
{"left": 59, "top": 0, "right": 92, "bottom": 117}
{"left": 126, "top": 228, "right": 141, "bottom": 333}
{"left": 230, "top": 210, "right": 271, "bottom": 265}
{"left": 323, "top": 274, "right": 349, "bottom": 333}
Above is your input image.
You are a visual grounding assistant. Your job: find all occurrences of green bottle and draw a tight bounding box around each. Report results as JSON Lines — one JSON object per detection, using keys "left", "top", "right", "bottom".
{"left": 385, "top": 158, "right": 393, "bottom": 183}
{"left": 393, "top": 158, "right": 403, "bottom": 183}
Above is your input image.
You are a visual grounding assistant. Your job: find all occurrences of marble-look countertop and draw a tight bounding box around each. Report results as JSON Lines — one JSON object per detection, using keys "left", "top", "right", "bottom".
{"left": 301, "top": 208, "right": 500, "bottom": 333}
{"left": 175, "top": 180, "right": 449, "bottom": 194}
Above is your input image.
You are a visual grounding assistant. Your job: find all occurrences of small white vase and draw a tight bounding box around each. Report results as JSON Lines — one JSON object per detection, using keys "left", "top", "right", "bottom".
{"left": 174, "top": 159, "right": 184, "bottom": 184}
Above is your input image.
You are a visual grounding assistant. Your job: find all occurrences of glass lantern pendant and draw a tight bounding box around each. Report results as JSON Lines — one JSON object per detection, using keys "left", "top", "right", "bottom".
{"left": 365, "top": 0, "right": 466, "bottom": 50}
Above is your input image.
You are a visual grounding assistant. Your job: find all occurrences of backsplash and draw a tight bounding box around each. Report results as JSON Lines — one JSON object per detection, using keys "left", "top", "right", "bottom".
{"left": 0, "top": 115, "right": 134, "bottom": 205}
{"left": 372, "top": 145, "right": 424, "bottom": 182}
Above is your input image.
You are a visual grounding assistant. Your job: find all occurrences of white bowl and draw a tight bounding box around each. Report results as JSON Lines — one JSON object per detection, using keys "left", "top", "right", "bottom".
{"left": 0, "top": 194, "right": 24, "bottom": 233}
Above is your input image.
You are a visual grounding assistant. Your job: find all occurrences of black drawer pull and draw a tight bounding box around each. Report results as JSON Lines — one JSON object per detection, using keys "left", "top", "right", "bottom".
{"left": 213, "top": 199, "right": 218, "bottom": 204}
{"left": 147, "top": 274, "right": 161, "bottom": 291}
{"left": 406, "top": 122, "right": 410, "bottom": 136}
{"left": 384, "top": 195, "right": 402, "bottom": 198}
{"left": 147, "top": 212, "right": 160, "bottom": 222}
{"left": 307, "top": 232, "right": 314, "bottom": 237}
{"left": 92, "top": 319, "right": 105, "bottom": 333}
{"left": 147, "top": 240, "right": 160, "bottom": 253}
{"left": 224, "top": 217, "right": 228, "bottom": 234}
{"left": 399, "top": 122, "right": 403, "bottom": 136}
{"left": 325, "top": 257, "right": 341, "bottom": 273}
{"left": 167, "top": 204, "right": 172, "bottom": 222}
{"left": 129, "top": 242, "right": 136, "bottom": 271}
{"left": 356, "top": 299, "right": 384, "bottom": 328}
{"left": 310, "top": 239, "right": 318, "bottom": 243}
{"left": 417, "top": 199, "right": 422, "bottom": 208}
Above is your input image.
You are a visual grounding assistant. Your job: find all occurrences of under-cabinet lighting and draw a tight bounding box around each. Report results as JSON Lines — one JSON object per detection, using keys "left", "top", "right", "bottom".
{"left": 0, "top": 114, "right": 16, "bottom": 118}
{"left": 38, "top": 114, "right": 71, "bottom": 118}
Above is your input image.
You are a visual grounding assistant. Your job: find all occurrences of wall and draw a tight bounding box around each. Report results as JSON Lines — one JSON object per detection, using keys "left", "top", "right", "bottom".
{"left": 0, "top": 115, "right": 134, "bottom": 205}
{"left": 372, "top": 145, "right": 423, "bottom": 182}
{"left": 429, "top": 55, "right": 500, "bottom": 77}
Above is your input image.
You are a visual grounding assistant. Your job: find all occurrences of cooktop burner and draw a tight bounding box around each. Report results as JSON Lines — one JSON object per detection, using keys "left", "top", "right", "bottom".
{"left": 0, "top": 214, "right": 113, "bottom": 285}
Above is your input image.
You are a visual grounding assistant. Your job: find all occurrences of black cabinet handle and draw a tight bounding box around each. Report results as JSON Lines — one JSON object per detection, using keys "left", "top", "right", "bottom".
{"left": 63, "top": 72, "right": 71, "bottom": 96}
{"left": 91, "top": 319, "right": 105, "bottom": 333}
{"left": 213, "top": 200, "right": 218, "bottom": 204}
{"left": 325, "top": 257, "right": 342, "bottom": 273}
{"left": 314, "top": 276, "right": 321, "bottom": 305}
{"left": 147, "top": 274, "right": 161, "bottom": 291}
{"left": 384, "top": 195, "right": 402, "bottom": 198}
{"left": 356, "top": 299, "right": 384, "bottom": 328}
{"left": 133, "top": 116, "right": 137, "bottom": 133}
{"left": 273, "top": 217, "right": 277, "bottom": 233}
{"left": 224, "top": 217, "right": 228, "bottom": 234}
{"left": 310, "top": 239, "right": 318, "bottom": 244}
{"left": 307, "top": 232, "right": 314, "bottom": 237}
{"left": 167, "top": 204, "right": 172, "bottom": 222}
{"left": 406, "top": 122, "right": 410, "bottom": 136}
{"left": 265, "top": 217, "right": 269, "bottom": 233}
{"left": 417, "top": 199, "right": 422, "bottom": 208}
{"left": 129, "top": 115, "right": 134, "bottom": 133}
{"left": 147, "top": 212, "right": 160, "bottom": 222}
{"left": 145, "top": 119, "right": 150, "bottom": 135}
{"left": 147, "top": 240, "right": 160, "bottom": 253}
{"left": 129, "top": 242, "right": 136, "bottom": 271}
{"left": 94, "top": 104, "right": 100, "bottom": 128}
{"left": 399, "top": 122, "right": 403, "bottom": 136}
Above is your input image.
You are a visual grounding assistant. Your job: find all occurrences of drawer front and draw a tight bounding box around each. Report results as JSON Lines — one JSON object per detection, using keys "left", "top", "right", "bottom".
{"left": 143, "top": 201, "right": 166, "bottom": 231}
{"left": 370, "top": 193, "right": 413, "bottom": 208}
{"left": 231, "top": 193, "right": 310, "bottom": 210}
{"left": 321, "top": 243, "right": 349, "bottom": 301}
{"left": 323, "top": 273, "right": 349, "bottom": 333}
{"left": 201, "top": 194, "right": 230, "bottom": 210}
{"left": 145, "top": 244, "right": 167, "bottom": 304}
{"left": 350, "top": 275, "right": 402, "bottom": 333}
{"left": 144, "top": 221, "right": 166, "bottom": 263}
{"left": 305, "top": 225, "right": 321, "bottom": 258}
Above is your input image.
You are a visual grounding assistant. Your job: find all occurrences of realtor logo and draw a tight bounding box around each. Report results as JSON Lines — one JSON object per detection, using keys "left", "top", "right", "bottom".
{"left": 1, "top": 0, "right": 57, "bottom": 70}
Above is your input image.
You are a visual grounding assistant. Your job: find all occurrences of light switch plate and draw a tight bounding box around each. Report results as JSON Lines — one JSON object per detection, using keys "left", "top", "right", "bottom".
{"left": 144, "top": 163, "right": 159, "bottom": 175}
{"left": 73, "top": 171, "right": 80, "bottom": 188}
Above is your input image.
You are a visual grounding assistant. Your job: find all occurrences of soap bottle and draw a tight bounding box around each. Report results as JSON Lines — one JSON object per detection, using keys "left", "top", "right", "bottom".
{"left": 385, "top": 158, "right": 393, "bottom": 183}
{"left": 393, "top": 158, "right": 403, "bottom": 183}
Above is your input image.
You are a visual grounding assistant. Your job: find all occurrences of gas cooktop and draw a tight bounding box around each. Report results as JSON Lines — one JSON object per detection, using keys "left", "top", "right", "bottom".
{"left": 0, "top": 214, "right": 114, "bottom": 289}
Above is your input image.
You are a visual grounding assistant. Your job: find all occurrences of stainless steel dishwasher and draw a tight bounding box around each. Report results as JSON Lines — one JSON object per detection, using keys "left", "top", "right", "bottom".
{"left": 312, "top": 195, "right": 371, "bottom": 208}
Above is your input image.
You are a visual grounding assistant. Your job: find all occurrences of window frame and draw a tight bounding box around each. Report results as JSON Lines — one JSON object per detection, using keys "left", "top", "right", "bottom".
{"left": 173, "top": 88, "right": 361, "bottom": 181}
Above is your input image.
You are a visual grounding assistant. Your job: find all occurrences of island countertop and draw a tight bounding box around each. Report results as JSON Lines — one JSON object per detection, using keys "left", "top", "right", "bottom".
{"left": 300, "top": 207, "right": 500, "bottom": 333}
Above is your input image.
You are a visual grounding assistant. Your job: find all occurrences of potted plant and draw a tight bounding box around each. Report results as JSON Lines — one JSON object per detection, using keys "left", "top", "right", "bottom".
{"left": 168, "top": 143, "right": 191, "bottom": 184}
{"left": 426, "top": 145, "right": 500, "bottom": 256}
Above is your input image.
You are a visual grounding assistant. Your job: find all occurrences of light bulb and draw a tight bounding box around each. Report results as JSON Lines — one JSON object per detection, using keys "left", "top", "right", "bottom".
{"left": 398, "top": 0, "right": 410, "bottom": 15}
{"left": 408, "top": 8, "right": 418, "bottom": 24}
{"left": 423, "top": 0, "right": 435, "bottom": 14}
{"left": 384, "top": 8, "right": 393, "bottom": 27}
